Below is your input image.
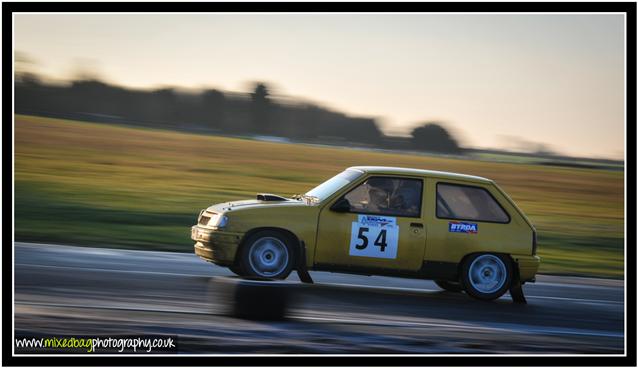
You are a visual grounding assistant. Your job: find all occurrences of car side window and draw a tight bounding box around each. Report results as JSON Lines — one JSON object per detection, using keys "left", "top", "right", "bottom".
{"left": 343, "top": 177, "right": 422, "bottom": 217}
{"left": 436, "top": 183, "right": 509, "bottom": 223}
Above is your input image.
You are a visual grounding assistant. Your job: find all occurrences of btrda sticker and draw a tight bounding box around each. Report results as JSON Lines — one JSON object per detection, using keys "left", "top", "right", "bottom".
{"left": 448, "top": 221, "right": 478, "bottom": 234}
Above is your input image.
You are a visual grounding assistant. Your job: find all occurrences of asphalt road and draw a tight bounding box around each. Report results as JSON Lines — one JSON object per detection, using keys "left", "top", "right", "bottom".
{"left": 14, "top": 242, "right": 625, "bottom": 354}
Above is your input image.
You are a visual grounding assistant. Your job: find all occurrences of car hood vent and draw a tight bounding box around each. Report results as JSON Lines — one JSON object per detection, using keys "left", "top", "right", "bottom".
{"left": 256, "top": 193, "right": 288, "bottom": 201}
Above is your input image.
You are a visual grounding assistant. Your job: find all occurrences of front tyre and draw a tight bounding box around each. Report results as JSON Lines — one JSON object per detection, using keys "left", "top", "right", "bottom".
{"left": 239, "top": 230, "right": 295, "bottom": 279}
{"left": 461, "top": 253, "right": 512, "bottom": 301}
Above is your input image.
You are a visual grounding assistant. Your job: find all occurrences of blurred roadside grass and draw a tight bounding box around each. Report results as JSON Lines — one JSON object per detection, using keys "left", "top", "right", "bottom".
{"left": 15, "top": 115, "right": 624, "bottom": 278}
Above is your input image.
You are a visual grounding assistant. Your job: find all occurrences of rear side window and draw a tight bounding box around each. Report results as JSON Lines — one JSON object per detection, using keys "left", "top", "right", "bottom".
{"left": 436, "top": 183, "right": 510, "bottom": 223}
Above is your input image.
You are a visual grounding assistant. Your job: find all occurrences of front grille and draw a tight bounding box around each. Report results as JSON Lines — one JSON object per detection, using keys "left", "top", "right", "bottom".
{"left": 199, "top": 215, "right": 211, "bottom": 225}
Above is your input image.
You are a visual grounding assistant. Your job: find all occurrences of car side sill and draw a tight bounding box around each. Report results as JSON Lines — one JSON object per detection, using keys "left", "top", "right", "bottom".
{"left": 312, "top": 261, "right": 459, "bottom": 281}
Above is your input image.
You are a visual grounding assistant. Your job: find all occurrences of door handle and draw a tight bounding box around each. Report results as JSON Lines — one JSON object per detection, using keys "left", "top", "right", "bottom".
{"left": 410, "top": 223, "right": 423, "bottom": 228}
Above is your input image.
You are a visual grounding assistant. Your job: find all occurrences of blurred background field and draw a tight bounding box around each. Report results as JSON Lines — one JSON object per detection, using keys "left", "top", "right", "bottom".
{"left": 15, "top": 114, "right": 624, "bottom": 278}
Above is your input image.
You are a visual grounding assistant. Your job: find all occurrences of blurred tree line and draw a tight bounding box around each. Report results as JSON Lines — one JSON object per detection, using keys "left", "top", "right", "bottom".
{"left": 14, "top": 75, "right": 462, "bottom": 154}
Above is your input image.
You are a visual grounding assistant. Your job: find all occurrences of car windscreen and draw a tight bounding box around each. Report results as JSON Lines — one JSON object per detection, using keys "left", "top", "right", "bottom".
{"left": 304, "top": 169, "right": 363, "bottom": 202}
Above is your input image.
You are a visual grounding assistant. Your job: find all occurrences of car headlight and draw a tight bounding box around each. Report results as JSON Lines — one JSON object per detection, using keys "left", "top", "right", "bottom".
{"left": 209, "top": 213, "right": 229, "bottom": 228}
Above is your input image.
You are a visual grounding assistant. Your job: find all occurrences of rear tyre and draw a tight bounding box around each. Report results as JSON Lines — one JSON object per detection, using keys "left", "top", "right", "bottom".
{"left": 461, "top": 253, "right": 512, "bottom": 301}
{"left": 239, "top": 230, "right": 295, "bottom": 280}
{"left": 434, "top": 280, "right": 464, "bottom": 292}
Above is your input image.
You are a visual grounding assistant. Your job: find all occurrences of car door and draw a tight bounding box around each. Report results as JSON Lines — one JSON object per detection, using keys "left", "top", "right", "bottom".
{"left": 313, "top": 175, "right": 427, "bottom": 271}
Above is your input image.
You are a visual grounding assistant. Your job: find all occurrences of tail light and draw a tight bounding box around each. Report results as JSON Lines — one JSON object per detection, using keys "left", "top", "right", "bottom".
{"left": 532, "top": 230, "right": 537, "bottom": 255}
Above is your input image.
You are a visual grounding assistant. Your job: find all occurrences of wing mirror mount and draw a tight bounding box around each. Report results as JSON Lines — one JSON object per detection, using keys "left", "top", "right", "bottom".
{"left": 330, "top": 198, "right": 351, "bottom": 213}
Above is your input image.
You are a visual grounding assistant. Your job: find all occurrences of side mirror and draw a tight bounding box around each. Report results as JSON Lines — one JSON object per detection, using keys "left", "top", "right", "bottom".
{"left": 330, "top": 198, "right": 351, "bottom": 213}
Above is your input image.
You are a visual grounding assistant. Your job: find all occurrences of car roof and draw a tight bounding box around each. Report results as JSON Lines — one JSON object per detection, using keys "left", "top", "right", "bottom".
{"left": 347, "top": 166, "right": 492, "bottom": 183}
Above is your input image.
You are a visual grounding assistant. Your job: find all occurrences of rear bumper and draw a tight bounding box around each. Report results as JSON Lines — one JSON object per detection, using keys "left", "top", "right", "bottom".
{"left": 191, "top": 225, "right": 243, "bottom": 266}
{"left": 512, "top": 254, "right": 541, "bottom": 282}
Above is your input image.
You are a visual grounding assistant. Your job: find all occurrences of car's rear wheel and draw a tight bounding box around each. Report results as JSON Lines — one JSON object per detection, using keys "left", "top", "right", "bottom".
{"left": 461, "top": 253, "right": 512, "bottom": 301}
{"left": 239, "top": 230, "right": 295, "bottom": 279}
{"left": 434, "top": 280, "right": 464, "bottom": 292}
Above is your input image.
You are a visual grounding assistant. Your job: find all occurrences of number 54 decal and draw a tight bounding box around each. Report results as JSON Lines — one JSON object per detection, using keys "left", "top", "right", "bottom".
{"left": 349, "top": 215, "right": 399, "bottom": 259}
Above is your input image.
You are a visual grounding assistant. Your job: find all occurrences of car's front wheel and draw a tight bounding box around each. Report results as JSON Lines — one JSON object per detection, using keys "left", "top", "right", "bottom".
{"left": 461, "top": 253, "right": 512, "bottom": 301}
{"left": 239, "top": 230, "right": 295, "bottom": 279}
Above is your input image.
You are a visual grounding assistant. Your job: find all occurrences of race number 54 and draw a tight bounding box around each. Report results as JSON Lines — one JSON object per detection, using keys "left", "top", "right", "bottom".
{"left": 354, "top": 227, "right": 388, "bottom": 252}
{"left": 349, "top": 215, "right": 399, "bottom": 259}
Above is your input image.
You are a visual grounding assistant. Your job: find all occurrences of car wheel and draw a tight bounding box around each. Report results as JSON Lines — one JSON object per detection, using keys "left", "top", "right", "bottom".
{"left": 434, "top": 280, "right": 464, "bottom": 292}
{"left": 239, "top": 230, "right": 295, "bottom": 279}
{"left": 461, "top": 253, "right": 512, "bottom": 301}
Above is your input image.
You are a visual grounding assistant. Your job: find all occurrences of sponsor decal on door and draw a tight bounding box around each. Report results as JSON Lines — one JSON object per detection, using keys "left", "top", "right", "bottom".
{"left": 349, "top": 215, "right": 399, "bottom": 259}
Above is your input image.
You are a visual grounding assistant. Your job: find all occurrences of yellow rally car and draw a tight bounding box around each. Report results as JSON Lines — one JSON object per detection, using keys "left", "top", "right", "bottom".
{"left": 192, "top": 166, "right": 540, "bottom": 301}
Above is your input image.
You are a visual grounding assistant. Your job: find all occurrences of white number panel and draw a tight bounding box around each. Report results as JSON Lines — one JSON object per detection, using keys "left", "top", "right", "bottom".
{"left": 348, "top": 215, "right": 399, "bottom": 259}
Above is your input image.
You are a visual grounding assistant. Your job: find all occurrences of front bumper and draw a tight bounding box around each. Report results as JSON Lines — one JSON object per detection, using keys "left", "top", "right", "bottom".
{"left": 191, "top": 225, "right": 243, "bottom": 266}
{"left": 512, "top": 254, "right": 541, "bottom": 282}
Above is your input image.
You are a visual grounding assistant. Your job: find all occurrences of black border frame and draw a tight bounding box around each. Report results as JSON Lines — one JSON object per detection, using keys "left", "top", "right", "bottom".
{"left": 435, "top": 182, "right": 512, "bottom": 224}
{"left": 3, "top": 2, "right": 636, "bottom": 367}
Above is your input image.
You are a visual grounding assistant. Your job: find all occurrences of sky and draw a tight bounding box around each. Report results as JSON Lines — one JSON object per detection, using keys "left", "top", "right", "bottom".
{"left": 14, "top": 13, "right": 625, "bottom": 159}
